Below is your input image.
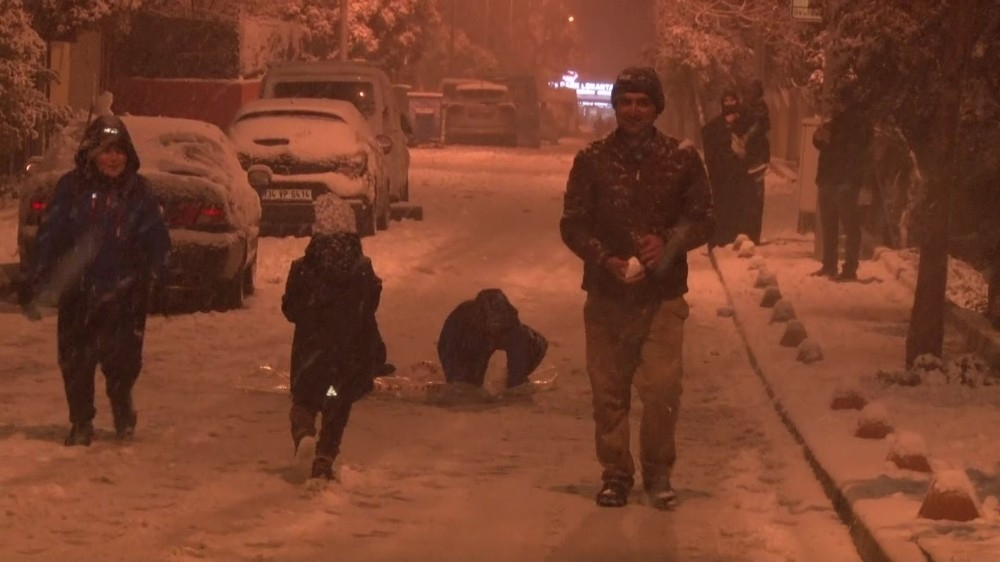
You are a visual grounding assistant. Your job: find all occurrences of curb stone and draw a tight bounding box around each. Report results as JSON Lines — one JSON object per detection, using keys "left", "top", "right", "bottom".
{"left": 709, "top": 250, "right": 930, "bottom": 562}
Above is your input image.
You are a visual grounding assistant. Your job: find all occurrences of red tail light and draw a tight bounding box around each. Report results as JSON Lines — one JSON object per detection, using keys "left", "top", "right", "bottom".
{"left": 26, "top": 200, "right": 47, "bottom": 226}
{"left": 164, "top": 201, "right": 228, "bottom": 231}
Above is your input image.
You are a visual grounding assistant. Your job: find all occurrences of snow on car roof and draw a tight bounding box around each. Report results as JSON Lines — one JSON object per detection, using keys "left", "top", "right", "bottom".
{"left": 35, "top": 114, "right": 260, "bottom": 229}
{"left": 229, "top": 99, "right": 374, "bottom": 162}
{"left": 232, "top": 98, "right": 373, "bottom": 138}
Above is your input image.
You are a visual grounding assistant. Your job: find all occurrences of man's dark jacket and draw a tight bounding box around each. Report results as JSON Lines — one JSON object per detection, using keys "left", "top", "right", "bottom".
{"left": 560, "top": 127, "right": 715, "bottom": 302}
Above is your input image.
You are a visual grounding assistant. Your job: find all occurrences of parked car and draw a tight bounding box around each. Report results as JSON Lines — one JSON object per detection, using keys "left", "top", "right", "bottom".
{"left": 17, "top": 115, "right": 262, "bottom": 311}
{"left": 443, "top": 80, "right": 519, "bottom": 146}
{"left": 229, "top": 97, "right": 391, "bottom": 237}
{"left": 259, "top": 60, "right": 411, "bottom": 203}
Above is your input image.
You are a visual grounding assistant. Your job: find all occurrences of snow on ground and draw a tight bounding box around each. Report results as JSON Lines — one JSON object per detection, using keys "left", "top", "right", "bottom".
{"left": 0, "top": 140, "right": 868, "bottom": 561}
{"left": 2, "top": 136, "right": 997, "bottom": 561}
{"left": 712, "top": 165, "right": 1000, "bottom": 562}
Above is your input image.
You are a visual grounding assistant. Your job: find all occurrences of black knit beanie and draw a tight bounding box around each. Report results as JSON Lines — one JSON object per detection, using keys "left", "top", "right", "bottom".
{"left": 610, "top": 66, "right": 665, "bottom": 115}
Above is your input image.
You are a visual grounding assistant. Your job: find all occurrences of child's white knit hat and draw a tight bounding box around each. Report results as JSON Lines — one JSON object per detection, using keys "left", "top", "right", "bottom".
{"left": 313, "top": 193, "right": 357, "bottom": 235}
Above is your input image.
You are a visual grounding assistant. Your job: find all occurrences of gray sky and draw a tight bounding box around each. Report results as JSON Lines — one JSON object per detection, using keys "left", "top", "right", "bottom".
{"left": 569, "top": 0, "right": 656, "bottom": 81}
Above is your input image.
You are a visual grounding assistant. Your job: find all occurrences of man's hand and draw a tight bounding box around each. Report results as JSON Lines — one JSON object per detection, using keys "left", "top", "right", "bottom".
{"left": 604, "top": 256, "right": 645, "bottom": 284}
{"left": 637, "top": 234, "right": 666, "bottom": 268}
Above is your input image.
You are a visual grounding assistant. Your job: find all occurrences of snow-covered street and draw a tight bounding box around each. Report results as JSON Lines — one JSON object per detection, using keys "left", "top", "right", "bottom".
{"left": 0, "top": 142, "right": 860, "bottom": 561}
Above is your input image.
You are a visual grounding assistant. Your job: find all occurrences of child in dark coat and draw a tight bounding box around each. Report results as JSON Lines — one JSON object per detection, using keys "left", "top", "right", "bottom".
{"left": 281, "top": 194, "right": 386, "bottom": 480}
{"left": 437, "top": 289, "right": 548, "bottom": 389}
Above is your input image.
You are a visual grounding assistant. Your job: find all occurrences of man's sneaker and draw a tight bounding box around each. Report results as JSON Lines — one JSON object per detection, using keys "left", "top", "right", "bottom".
{"left": 595, "top": 480, "right": 630, "bottom": 507}
{"left": 836, "top": 270, "right": 859, "bottom": 282}
{"left": 646, "top": 484, "right": 678, "bottom": 511}
{"left": 64, "top": 422, "right": 94, "bottom": 447}
{"left": 310, "top": 455, "right": 334, "bottom": 480}
{"left": 113, "top": 409, "right": 137, "bottom": 441}
{"left": 810, "top": 266, "right": 837, "bottom": 278}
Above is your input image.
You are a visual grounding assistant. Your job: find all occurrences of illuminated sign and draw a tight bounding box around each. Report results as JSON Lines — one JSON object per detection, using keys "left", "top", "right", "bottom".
{"left": 550, "top": 71, "right": 613, "bottom": 105}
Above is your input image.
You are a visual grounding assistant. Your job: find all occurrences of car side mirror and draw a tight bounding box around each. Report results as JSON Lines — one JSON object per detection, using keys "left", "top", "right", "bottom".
{"left": 376, "top": 135, "right": 394, "bottom": 155}
{"left": 247, "top": 164, "right": 273, "bottom": 191}
{"left": 24, "top": 156, "right": 42, "bottom": 176}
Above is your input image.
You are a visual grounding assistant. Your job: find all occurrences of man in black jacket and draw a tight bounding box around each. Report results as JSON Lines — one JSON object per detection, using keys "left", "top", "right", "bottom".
{"left": 560, "top": 66, "right": 714, "bottom": 510}
{"left": 812, "top": 94, "right": 874, "bottom": 281}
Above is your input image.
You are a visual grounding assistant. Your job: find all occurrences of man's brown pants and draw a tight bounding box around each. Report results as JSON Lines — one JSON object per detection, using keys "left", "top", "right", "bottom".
{"left": 584, "top": 293, "right": 688, "bottom": 490}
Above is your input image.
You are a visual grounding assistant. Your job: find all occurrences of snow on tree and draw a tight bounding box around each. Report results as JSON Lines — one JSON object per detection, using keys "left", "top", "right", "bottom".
{"left": 0, "top": 0, "right": 58, "bottom": 154}
{"left": 817, "top": 1, "right": 998, "bottom": 365}
{"left": 651, "top": 0, "right": 813, "bottom": 125}
{"left": 25, "top": 0, "right": 140, "bottom": 40}
{"left": 283, "top": 0, "right": 439, "bottom": 80}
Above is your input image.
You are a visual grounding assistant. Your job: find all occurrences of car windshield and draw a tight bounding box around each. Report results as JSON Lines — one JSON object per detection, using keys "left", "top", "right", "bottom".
{"left": 272, "top": 81, "right": 377, "bottom": 117}
{"left": 456, "top": 89, "right": 508, "bottom": 104}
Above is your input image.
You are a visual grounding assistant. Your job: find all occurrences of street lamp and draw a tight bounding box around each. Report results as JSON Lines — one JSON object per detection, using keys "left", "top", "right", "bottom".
{"left": 567, "top": 15, "right": 575, "bottom": 23}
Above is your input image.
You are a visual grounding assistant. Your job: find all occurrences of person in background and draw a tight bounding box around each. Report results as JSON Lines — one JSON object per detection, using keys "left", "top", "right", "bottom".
{"left": 281, "top": 194, "right": 388, "bottom": 480}
{"left": 21, "top": 114, "right": 171, "bottom": 446}
{"left": 743, "top": 79, "right": 771, "bottom": 241}
{"left": 437, "top": 288, "right": 548, "bottom": 390}
{"left": 701, "top": 89, "right": 768, "bottom": 247}
{"left": 811, "top": 90, "right": 874, "bottom": 281}
{"left": 560, "top": 66, "right": 714, "bottom": 510}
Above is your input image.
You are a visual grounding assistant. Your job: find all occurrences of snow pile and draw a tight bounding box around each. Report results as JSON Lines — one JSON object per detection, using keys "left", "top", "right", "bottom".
{"left": 877, "top": 247, "right": 989, "bottom": 313}
{"left": 886, "top": 430, "right": 932, "bottom": 472}
{"left": 780, "top": 320, "right": 807, "bottom": 347}
{"left": 877, "top": 353, "right": 999, "bottom": 388}
{"left": 856, "top": 400, "right": 893, "bottom": 439}
{"left": 796, "top": 338, "right": 823, "bottom": 363}
{"left": 770, "top": 300, "right": 796, "bottom": 322}
{"left": 830, "top": 382, "right": 868, "bottom": 410}
{"left": 918, "top": 468, "right": 982, "bottom": 521}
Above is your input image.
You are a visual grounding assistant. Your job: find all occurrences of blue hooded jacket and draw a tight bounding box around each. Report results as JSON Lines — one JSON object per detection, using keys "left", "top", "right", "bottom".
{"left": 32, "top": 115, "right": 171, "bottom": 304}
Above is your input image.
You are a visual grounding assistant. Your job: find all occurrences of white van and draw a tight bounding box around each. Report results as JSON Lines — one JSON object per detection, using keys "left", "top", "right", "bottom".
{"left": 260, "top": 60, "right": 411, "bottom": 202}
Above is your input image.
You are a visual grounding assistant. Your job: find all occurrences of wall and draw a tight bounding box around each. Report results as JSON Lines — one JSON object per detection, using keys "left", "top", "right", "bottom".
{"left": 48, "top": 30, "right": 104, "bottom": 112}
{"left": 111, "top": 78, "right": 262, "bottom": 131}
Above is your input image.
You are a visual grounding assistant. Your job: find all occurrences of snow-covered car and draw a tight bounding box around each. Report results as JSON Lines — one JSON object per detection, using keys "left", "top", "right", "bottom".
{"left": 260, "top": 60, "right": 411, "bottom": 203}
{"left": 17, "top": 115, "right": 262, "bottom": 311}
{"left": 229, "top": 98, "right": 391, "bottom": 237}
{"left": 443, "top": 81, "right": 519, "bottom": 146}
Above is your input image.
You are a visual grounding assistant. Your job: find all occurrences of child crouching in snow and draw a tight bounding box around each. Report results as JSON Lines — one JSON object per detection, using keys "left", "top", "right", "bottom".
{"left": 281, "top": 194, "right": 388, "bottom": 480}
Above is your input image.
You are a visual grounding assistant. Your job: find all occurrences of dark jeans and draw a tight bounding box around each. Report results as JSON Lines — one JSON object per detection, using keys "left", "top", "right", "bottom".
{"left": 57, "top": 290, "right": 147, "bottom": 425}
{"left": 290, "top": 397, "right": 354, "bottom": 459}
{"left": 818, "top": 182, "right": 863, "bottom": 275}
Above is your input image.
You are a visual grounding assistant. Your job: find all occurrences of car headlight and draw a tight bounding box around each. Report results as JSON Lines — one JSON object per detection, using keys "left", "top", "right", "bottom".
{"left": 342, "top": 152, "right": 368, "bottom": 177}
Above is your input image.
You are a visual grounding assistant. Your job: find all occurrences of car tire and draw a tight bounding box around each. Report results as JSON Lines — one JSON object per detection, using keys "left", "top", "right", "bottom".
{"left": 376, "top": 202, "right": 390, "bottom": 231}
{"left": 358, "top": 203, "right": 377, "bottom": 237}
{"left": 243, "top": 259, "right": 256, "bottom": 296}
{"left": 216, "top": 271, "right": 245, "bottom": 311}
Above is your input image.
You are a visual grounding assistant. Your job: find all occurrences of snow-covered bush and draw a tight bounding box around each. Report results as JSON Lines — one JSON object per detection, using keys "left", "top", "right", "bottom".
{"left": 876, "top": 353, "right": 999, "bottom": 388}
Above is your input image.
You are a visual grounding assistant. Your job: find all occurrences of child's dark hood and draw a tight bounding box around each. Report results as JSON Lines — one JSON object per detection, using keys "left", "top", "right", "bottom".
{"left": 304, "top": 232, "right": 365, "bottom": 282}
{"left": 74, "top": 115, "right": 141, "bottom": 176}
{"left": 474, "top": 288, "right": 520, "bottom": 337}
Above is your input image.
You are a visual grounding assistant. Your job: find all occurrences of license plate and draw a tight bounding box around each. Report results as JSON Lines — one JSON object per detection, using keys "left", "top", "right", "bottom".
{"left": 262, "top": 189, "right": 312, "bottom": 201}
